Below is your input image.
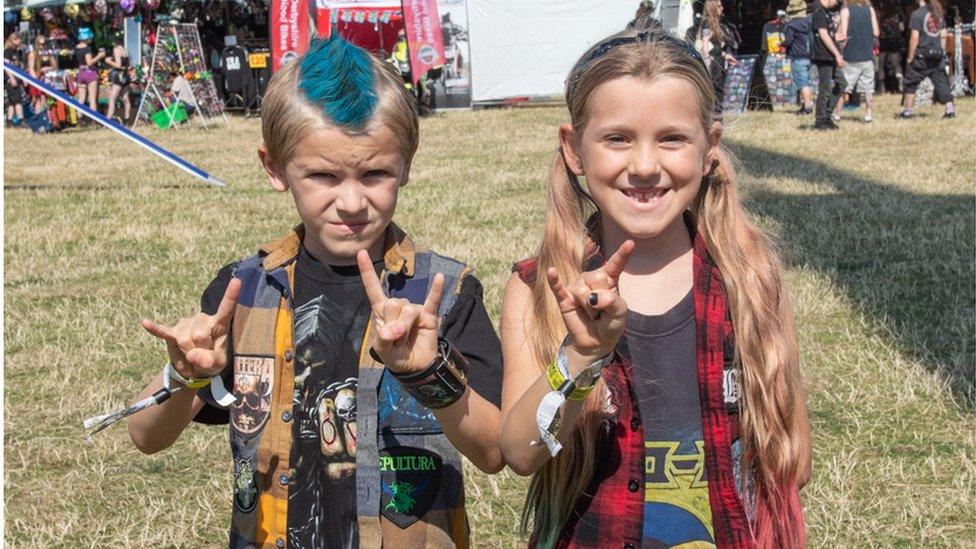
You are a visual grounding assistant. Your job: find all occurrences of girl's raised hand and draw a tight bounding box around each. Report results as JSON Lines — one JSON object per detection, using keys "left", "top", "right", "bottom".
{"left": 546, "top": 240, "right": 635, "bottom": 364}
{"left": 358, "top": 250, "right": 444, "bottom": 374}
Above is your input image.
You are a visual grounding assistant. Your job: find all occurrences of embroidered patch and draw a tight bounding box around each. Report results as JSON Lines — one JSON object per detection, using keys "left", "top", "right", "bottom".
{"left": 378, "top": 447, "right": 442, "bottom": 529}
{"left": 723, "top": 367, "right": 740, "bottom": 411}
{"left": 234, "top": 458, "right": 258, "bottom": 513}
{"left": 231, "top": 355, "right": 275, "bottom": 436}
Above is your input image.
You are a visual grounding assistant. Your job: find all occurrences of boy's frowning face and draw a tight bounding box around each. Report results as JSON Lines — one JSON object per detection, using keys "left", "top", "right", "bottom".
{"left": 263, "top": 124, "right": 408, "bottom": 265}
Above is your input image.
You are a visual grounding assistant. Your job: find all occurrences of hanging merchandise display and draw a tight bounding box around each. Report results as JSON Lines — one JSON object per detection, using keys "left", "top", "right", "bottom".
{"left": 722, "top": 55, "right": 758, "bottom": 115}
{"left": 762, "top": 53, "right": 794, "bottom": 106}
{"left": 135, "top": 23, "right": 225, "bottom": 129}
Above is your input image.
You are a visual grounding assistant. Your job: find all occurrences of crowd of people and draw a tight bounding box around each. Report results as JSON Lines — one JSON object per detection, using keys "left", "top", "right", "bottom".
{"left": 2, "top": 23, "right": 226, "bottom": 132}
{"left": 3, "top": 25, "right": 140, "bottom": 131}
{"left": 628, "top": 0, "right": 965, "bottom": 130}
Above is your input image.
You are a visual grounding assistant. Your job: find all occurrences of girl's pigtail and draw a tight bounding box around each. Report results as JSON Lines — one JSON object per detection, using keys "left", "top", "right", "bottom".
{"left": 696, "top": 146, "right": 810, "bottom": 549}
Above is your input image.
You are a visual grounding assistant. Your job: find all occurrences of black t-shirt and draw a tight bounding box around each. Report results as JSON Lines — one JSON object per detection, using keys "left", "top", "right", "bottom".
{"left": 811, "top": 2, "right": 837, "bottom": 62}
{"left": 879, "top": 15, "right": 903, "bottom": 53}
{"left": 910, "top": 6, "right": 944, "bottom": 57}
{"left": 74, "top": 44, "right": 92, "bottom": 67}
{"left": 4, "top": 46, "right": 24, "bottom": 68}
{"left": 195, "top": 246, "right": 502, "bottom": 548}
{"left": 624, "top": 291, "right": 715, "bottom": 545}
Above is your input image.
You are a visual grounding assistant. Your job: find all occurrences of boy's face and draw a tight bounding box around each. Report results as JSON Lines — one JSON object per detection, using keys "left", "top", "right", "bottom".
{"left": 261, "top": 124, "right": 409, "bottom": 265}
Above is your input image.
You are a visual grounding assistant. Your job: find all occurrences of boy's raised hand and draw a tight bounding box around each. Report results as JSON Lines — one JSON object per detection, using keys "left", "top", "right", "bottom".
{"left": 141, "top": 278, "right": 241, "bottom": 380}
{"left": 358, "top": 250, "right": 444, "bottom": 374}
{"left": 546, "top": 240, "right": 635, "bottom": 363}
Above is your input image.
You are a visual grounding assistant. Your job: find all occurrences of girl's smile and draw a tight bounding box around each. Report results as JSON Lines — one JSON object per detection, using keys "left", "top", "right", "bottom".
{"left": 560, "top": 75, "right": 717, "bottom": 244}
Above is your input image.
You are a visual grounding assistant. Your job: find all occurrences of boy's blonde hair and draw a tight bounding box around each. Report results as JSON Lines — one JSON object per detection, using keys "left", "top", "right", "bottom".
{"left": 261, "top": 37, "right": 419, "bottom": 167}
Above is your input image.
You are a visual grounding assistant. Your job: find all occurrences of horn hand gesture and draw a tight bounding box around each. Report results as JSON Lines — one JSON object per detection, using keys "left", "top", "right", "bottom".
{"left": 546, "top": 240, "right": 635, "bottom": 364}
{"left": 358, "top": 250, "right": 445, "bottom": 374}
{"left": 141, "top": 277, "right": 241, "bottom": 381}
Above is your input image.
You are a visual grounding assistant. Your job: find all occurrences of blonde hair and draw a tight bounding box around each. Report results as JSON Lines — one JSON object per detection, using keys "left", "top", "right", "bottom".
{"left": 260, "top": 41, "right": 418, "bottom": 167}
{"left": 704, "top": 0, "right": 726, "bottom": 44}
{"left": 520, "top": 30, "right": 811, "bottom": 548}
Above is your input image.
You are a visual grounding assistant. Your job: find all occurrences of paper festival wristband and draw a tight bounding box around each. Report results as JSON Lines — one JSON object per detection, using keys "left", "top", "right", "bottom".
{"left": 83, "top": 363, "right": 236, "bottom": 440}
{"left": 162, "top": 362, "right": 236, "bottom": 405}
{"left": 533, "top": 345, "right": 613, "bottom": 457}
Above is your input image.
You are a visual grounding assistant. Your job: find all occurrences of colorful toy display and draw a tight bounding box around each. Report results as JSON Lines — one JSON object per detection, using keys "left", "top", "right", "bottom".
{"left": 135, "top": 23, "right": 224, "bottom": 128}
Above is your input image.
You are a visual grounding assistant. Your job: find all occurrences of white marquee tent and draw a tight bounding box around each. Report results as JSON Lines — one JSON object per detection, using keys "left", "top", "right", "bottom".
{"left": 467, "top": 0, "right": 639, "bottom": 104}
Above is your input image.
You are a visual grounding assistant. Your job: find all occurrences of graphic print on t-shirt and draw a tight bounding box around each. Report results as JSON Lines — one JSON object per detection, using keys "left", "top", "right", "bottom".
{"left": 922, "top": 12, "right": 941, "bottom": 36}
{"left": 645, "top": 434, "right": 714, "bottom": 547}
{"left": 624, "top": 294, "right": 716, "bottom": 548}
{"left": 287, "top": 292, "right": 367, "bottom": 549}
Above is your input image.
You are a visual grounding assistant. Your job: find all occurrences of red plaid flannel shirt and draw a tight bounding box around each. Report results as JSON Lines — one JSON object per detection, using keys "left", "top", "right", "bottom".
{"left": 515, "top": 231, "right": 754, "bottom": 549}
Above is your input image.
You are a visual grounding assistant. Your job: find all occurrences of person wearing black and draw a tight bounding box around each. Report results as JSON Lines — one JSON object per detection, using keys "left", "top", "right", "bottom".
{"left": 900, "top": 0, "right": 955, "bottom": 118}
{"left": 105, "top": 37, "right": 132, "bottom": 123}
{"left": 785, "top": 0, "right": 816, "bottom": 114}
{"left": 761, "top": 9, "right": 789, "bottom": 56}
{"left": 4, "top": 32, "right": 26, "bottom": 127}
{"left": 696, "top": 0, "right": 739, "bottom": 115}
{"left": 877, "top": 7, "right": 904, "bottom": 92}
{"left": 811, "top": 0, "right": 846, "bottom": 130}
{"left": 73, "top": 28, "right": 107, "bottom": 117}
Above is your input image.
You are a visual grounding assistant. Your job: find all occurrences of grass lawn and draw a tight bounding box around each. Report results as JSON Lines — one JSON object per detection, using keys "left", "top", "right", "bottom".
{"left": 4, "top": 95, "right": 974, "bottom": 547}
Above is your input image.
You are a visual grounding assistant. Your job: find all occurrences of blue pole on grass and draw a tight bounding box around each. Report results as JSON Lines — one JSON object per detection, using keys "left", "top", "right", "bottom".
{"left": 3, "top": 61, "right": 226, "bottom": 188}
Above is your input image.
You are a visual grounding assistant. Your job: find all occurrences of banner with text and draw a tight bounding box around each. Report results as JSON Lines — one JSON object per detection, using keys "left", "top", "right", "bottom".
{"left": 402, "top": 0, "right": 444, "bottom": 84}
{"left": 272, "top": 0, "right": 310, "bottom": 71}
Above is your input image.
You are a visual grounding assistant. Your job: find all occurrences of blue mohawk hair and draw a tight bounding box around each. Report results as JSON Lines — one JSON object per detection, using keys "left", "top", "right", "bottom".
{"left": 298, "top": 36, "right": 378, "bottom": 130}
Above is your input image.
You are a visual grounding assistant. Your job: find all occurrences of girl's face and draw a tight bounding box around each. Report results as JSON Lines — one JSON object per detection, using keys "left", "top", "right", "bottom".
{"left": 561, "top": 75, "right": 718, "bottom": 243}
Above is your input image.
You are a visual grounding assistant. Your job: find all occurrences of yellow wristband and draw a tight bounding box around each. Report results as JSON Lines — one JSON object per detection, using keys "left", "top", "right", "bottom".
{"left": 546, "top": 359, "right": 596, "bottom": 401}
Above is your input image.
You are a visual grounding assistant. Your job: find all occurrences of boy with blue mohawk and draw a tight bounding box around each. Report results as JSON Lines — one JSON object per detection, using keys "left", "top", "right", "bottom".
{"left": 128, "top": 37, "right": 503, "bottom": 548}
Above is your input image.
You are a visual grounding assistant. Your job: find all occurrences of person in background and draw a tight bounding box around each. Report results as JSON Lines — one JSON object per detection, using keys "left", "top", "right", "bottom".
{"left": 627, "top": 0, "right": 663, "bottom": 32}
{"left": 877, "top": 7, "right": 905, "bottom": 93}
{"left": 27, "top": 34, "right": 57, "bottom": 117}
{"left": 900, "top": 0, "right": 955, "bottom": 119}
{"left": 762, "top": 9, "right": 789, "bottom": 56}
{"left": 105, "top": 36, "right": 132, "bottom": 123}
{"left": 167, "top": 70, "right": 196, "bottom": 116}
{"left": 833, "top": 0, "right": 879, "bottom": 123}
{"left": 4, "top": 32, "right": 27, "bottom": 127}
{"left": 811, "top": 0, "right": 846, "bottom": 130}
{"left": 74, "top": 27, "right": 106, "bottom": 118}
{"left": 696, "top": 0, "right": 739, "bottom": 115}
{"left": 785, "top": 0, "right": 816, "bottom": 115}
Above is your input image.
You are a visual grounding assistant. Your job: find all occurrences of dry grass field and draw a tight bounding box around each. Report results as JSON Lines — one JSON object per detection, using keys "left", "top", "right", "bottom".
{"left": 4, "top": 95, "right": 975, "bottom": 547}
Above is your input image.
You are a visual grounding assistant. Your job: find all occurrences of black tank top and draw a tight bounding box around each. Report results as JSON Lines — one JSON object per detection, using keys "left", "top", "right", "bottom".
{"left": 845, "top": 5, "right": 874, "bottom": 62}
{"left": 74, "top": 44, "right": 91, "bottom": 67}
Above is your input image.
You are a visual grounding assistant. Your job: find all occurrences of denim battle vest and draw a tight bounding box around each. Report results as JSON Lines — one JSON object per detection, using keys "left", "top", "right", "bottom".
{"left": 201, "top": 224, "right": 472, "bottom": 549}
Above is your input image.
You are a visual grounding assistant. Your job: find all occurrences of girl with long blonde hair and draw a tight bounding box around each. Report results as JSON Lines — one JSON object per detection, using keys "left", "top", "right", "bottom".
{"left": 500, "top": 29, "right": 811, "bottom": 548}
{"left": 697, "top": 0, "right": 738, "bottom": 112}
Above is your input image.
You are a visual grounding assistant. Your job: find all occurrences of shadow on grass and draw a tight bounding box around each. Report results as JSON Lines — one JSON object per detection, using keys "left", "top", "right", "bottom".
{"left": 731, "top": 142, "right": 975, "bottom": 406}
